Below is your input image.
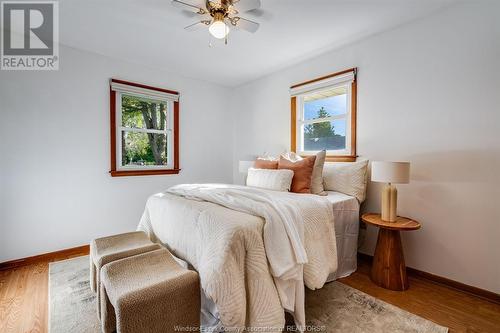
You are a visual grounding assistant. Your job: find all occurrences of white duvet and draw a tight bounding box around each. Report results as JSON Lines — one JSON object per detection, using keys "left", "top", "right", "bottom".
{"left": 137, "top": 184, "right": 337, "bottom": 332}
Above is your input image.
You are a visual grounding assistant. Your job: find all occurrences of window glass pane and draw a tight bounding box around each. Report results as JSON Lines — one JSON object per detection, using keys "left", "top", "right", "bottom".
{"left": 121, "top": 131, "right": 168, "bottom": 166}
{"left": 121, "top": 94, "right": 167, "bottom": 130}
{"left": 303, "top": 119, "right": 346, "bottom": 151}
{"left": 303, "top": 86, "right": 347, "bottom": 120}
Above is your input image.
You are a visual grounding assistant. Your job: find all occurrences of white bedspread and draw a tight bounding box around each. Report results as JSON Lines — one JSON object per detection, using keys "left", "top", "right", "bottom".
{"left": 138, "top": 184, "right": 337, "bottom": 332}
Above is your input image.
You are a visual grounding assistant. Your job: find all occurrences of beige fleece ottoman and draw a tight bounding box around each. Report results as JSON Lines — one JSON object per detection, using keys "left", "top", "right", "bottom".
{"left": 100, "top": 248, "right": 201, "bottom": 333}
{"left": 90, "top": 231, "right": 160, "bottom": 318}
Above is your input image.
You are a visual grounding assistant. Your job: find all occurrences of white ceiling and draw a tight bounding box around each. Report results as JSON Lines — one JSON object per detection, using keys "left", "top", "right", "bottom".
{"left": 58, "top": 0, "right": 457, "bottom": 87}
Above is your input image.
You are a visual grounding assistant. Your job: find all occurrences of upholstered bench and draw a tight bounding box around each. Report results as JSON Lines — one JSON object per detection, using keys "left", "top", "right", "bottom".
{"left": 90, "top": 231, "right": 160, "bottom": 317}
{"left": 100, "top": 248, "right": 201, "bottom": 333}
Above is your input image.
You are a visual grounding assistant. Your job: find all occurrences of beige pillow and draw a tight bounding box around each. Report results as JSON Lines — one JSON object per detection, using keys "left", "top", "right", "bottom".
{"left": 280, "top": 151, "right": 302, "bottom": 162}
{"left": 246, "top": 168, "right": 294, "bottom": 191}
{"left": 323, "top": 160, "right": 369, "bottom": 202}
{"left": 310, "top": 150, "right": 327, "bottom": 196}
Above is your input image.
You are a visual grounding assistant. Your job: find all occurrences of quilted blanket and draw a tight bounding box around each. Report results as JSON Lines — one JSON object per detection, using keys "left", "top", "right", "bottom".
{"left": 137, "top": 184, "right": 337, "bottom": 332}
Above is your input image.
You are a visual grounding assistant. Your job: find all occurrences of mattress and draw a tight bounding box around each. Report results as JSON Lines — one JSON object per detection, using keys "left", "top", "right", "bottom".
{"left": 325, "top": 191, "right": 360, "bottom": 280}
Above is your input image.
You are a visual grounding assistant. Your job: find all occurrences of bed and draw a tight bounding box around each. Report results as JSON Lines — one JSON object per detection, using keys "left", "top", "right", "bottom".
{"left": 137, "top": 184, "right": 360, "bottom": 332}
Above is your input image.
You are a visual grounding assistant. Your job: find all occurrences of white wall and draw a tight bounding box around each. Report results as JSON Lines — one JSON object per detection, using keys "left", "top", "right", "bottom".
{"left": 231, "top": 2, "right": 500, "bottom": 293}
{"left": 0, "top": 46, "right": 233, "bottom": 262}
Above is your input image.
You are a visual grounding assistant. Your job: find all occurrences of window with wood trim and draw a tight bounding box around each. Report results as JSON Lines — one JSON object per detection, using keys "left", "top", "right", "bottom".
{"left": 290, "top": 68, "right": 357, "bottom": 162}
{"left": 109, "top": 79, "right": 180, "bottom": 177}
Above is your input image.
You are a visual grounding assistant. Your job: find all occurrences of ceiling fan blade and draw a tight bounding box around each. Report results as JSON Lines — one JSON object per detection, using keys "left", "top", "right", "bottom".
{"left": 230, "top": 0, "right": 261, "bottom": 14}
{"left": 232, "top": 17, "right": 259, "bottom": 33}
{"left": 180, "top": 11, "right": 212, "bottom": 21}
{"left": 184, "top": 20, "right": 211, "bottom": 31}
{"left": 172, "top": 0, "right": 207, "bottom": 14}
{"left": 245, "top": 8, "right": 273, "bottom": 20}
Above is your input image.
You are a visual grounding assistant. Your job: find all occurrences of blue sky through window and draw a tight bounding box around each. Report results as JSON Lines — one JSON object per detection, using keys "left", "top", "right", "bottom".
{"left": 304, "top": 94, "right": 347, "bottom": 135}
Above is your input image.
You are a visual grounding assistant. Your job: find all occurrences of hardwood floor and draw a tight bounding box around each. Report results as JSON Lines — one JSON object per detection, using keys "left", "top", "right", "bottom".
{"left": 0, "top": 248, "right": 89, "bottom": 333}
{"left": 339, "top": 258, "right": 500, "bottom": 333}
{"left": 1, "top": 252, "right": 499, "bottom": 333}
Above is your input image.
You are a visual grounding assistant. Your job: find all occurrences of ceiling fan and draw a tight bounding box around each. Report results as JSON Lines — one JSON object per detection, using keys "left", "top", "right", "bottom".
{"left": 172, "top": 0, "right": 261, "bottom": 41}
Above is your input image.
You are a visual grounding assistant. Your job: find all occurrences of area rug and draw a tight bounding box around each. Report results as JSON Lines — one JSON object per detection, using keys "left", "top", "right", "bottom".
{"left": 49, "top": 256, "right": 448, "bottom": 333}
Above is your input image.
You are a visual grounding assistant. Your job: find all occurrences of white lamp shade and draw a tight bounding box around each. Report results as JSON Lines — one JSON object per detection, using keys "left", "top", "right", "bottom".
{"left": 238, "top": 160, "right": 255, "bottom": 173}
{"left": 371, "top": 161, "right": 410, "bottom": 184}
{"left": 209, "top": 20, "right": 229, "bottom": 39}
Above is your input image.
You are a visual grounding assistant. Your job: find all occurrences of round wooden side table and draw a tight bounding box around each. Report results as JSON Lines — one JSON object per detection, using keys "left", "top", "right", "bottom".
{"left": 361, "top": 213, "right": 421, "bottom": 291}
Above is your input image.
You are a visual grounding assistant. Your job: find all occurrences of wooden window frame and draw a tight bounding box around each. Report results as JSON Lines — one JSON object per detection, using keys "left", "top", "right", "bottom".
{"left": 109, "top": 79, "right": 180, "bottom": 177}
{"left": 290, "top": 68, "right": 357, "bottom": 162}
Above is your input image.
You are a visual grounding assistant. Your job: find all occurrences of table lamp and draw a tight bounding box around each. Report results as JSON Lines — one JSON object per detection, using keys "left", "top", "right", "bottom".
{"left": 371, "top": 161, "right": 410, "bottom": 222}
{"left": 238, "top": 161, "right": 255, "bottom": 185}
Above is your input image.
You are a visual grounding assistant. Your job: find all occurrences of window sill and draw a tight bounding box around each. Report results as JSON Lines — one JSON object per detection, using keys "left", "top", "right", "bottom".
{"left": 110, "top": 169, "right": 181, "bottom": 177}
{"left": 297, "top": 153, "right": 357, "bottom": 162}
{"left": 325, "top": 155, "right": 357, "bottom": 162}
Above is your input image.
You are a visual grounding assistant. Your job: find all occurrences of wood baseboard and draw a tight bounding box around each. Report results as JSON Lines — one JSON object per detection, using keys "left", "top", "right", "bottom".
{"left": 0, "top": 245, "right": 90, "bottom": 271}
{"left": 358, "top": 252, "right": 500, "bottom": 305}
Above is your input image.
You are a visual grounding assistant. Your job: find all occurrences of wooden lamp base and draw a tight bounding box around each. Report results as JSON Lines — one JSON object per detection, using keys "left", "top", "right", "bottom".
{"left": 381, "top": 183, "right": 397, "bottom": 222}
{"left": 371, "top": 229, "right": 409, "bottom": 291}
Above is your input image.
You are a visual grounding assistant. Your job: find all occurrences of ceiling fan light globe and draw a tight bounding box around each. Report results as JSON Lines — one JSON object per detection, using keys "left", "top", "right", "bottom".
{"left": 209, "top": 20, "right": 229, "bottom": 39}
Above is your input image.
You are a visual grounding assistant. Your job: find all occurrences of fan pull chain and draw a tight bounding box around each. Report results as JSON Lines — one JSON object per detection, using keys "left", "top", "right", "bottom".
{"left": 225, "top": 24, "right": 228, "bottom": 45}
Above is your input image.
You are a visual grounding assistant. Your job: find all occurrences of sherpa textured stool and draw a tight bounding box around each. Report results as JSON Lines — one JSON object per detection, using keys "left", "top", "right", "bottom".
{"left": 100, "top": 248, "right": 201, "bottom": 333}
{"left": 90, "top": 231, "right": 160, "bottom": 317}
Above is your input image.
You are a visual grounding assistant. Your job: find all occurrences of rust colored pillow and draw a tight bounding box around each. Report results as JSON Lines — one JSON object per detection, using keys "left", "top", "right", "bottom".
{"left": 278, "top": 155, "right": 316, "bottom": 193}
{"left": 254, "top": 159, "right": 279, "bottom": 169}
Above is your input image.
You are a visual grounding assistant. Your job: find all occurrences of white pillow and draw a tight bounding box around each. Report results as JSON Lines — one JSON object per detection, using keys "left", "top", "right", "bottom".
{"left": 322, "top": 160, "right": 369, "bottom": 202}
{"left": 246, "top": 168, "right": 294, "bottom": 192}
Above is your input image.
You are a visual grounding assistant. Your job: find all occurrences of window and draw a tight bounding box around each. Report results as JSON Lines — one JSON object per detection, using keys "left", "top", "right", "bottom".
{"left": 290, "top": 68, "right": 357, "bottom": 161}
{"left": 109, "top": 79, "right": 180, "bottom": 177}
